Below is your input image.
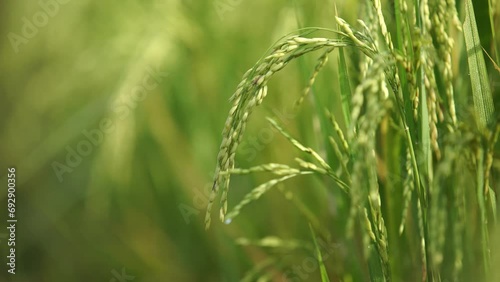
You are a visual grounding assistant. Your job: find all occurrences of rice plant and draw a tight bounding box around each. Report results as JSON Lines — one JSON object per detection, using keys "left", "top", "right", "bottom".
{"left": 205, "top": 0, "right": 499, "bottom": 281}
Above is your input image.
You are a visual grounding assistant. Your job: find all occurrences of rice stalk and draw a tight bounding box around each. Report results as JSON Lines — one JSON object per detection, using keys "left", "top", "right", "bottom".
{"left": 205, "top": 30, "right": 378, "bottom": 229}
{"left": 206, "top": 1, "right": 499, "bottom": 280}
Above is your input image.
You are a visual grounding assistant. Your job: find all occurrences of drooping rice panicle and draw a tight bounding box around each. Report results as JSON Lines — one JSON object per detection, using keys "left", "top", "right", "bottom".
{"left": 422, "top": 0, "right": 460, "bottom": 128}
{"left": 205, "top": 2, "right": 499, "bottom": 279}
{"left": 206, "top": 31, "right": 378, "bottom": 228}
{"left": 370, "top": 0, "right": 394, "bottom": 53}
{"left": 421, "top": 0, "right": 441, "bottom": 160}
{"left": 346, "top": 55, "right": 389, "bottom": 243}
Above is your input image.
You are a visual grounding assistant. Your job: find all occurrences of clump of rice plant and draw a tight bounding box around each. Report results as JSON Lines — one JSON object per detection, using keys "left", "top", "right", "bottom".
{"left": 206, "top": 0, "right": 499, "bottom": 280}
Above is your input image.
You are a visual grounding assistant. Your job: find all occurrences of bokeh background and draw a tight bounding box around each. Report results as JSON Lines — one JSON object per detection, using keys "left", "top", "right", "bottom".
{"left": 0, "top": 0, "right": 499, "bottom": 281}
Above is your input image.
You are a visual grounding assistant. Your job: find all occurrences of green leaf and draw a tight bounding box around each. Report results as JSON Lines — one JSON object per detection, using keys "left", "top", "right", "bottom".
{"left": 309, "top": 223, "right": 331, "bottom": 282}
{"left": 463, "top": 0, "right": 495, "bottom": 128}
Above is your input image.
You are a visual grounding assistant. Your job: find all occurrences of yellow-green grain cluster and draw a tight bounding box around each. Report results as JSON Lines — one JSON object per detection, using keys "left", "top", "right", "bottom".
{"left": 205, "top": 27, "right": 378, "bottom": 229}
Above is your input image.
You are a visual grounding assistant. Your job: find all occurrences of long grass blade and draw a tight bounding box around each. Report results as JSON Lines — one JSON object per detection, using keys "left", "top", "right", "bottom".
{"left": 463, "top": 0, "right": 495, "bottom": 128}
{"left": 309, "top": 223, "right": 331, "bottom": 282}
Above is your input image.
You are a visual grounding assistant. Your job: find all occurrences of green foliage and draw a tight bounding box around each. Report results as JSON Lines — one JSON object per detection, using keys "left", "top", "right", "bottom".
{"left": 206, "top": 0, "right": 500, "bottom": 281}
{"left": 1, "top": 0, "right": 500, "bottom": 281}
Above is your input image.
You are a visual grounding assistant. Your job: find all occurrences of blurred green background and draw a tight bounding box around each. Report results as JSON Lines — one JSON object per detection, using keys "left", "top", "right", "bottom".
{"left": 0, "top": 0, "right": 499, "bottom": 281}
